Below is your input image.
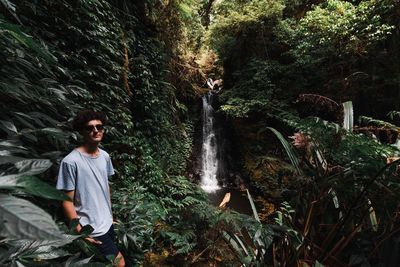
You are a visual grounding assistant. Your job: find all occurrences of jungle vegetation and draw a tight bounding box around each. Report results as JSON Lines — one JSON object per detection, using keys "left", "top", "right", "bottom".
{"left": 0, "top": 0, "right": 399, "bottom": 266}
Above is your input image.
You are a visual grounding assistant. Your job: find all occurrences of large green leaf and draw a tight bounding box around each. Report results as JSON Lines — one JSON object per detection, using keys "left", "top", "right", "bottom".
{"left": 0, "top": 0, "right": 22, "bottom": 24}
{"left": 245, "top": 189, "right": 267, "bottom": 258}
{"left": 222, "top": 231, "right": 252, "bottom": 266}
{"left": 0, "top": 155, "right": 25, "bottom": 164}
{"left": 4, "top": 235, "right": 78, "bottom": 261}
{"left": 30, "top": 112, "right": 60, "bottom": 126}
{"left": 13, "top": 112, "right": 37, "bottom": 129}
{"left": 0, "top": 120, "right": 18, "bottom": 136}
{"left": 0, "top": 21, "right": 55, "bottom": 62}
{"left": 13, "top": 158, "right": 52, "bottom": 175}
{"left": 0, "top": 194, "right": 64, "bottom": 240}
{"left": 66, "top": 255, "right": 98, "bottom": 266}
{"left": 19, "top": 129, "right": 38, "bottom": 142}
{"left": 40, "top": 151, "right": 64, "bottom": 160}
{"left": 0, "top": 174, "right": 69, "bottom": 201}
{"left": 266, "top": 127, "right": 303, "bottom": 175}
{"left": 246, "top": 189, "right": 260, "bottom": 223}
{"left": 0, "top": 140, "right": 30, "bottom": 158}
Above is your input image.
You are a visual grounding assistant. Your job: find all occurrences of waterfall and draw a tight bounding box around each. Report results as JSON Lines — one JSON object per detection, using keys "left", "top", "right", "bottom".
{"left": 200, "top": 92, "right": 220, "bottom": 192}
{"left": 395, "top": 138, "right": 400, "bottom": 149}
{"left": 343, "top": 101, "right": 353, "bottom": 132}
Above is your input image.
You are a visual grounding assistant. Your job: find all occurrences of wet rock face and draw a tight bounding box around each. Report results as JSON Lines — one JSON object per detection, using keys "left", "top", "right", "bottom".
{"left": 211, "top": 93, "right": 244, "bottom": 187}
{"left": 186, "top": 97, "right": 203, "bottom": 182}
{"left": 214, "top": 114, "right": 240, "bottom": 186}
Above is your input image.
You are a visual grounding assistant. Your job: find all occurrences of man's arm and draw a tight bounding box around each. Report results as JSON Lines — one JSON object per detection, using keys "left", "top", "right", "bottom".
{"left": 62, "top": 190, "right": 81, "bottom": 232}
{"left": 62, "top": 190, "right": 101, "bottom": 244}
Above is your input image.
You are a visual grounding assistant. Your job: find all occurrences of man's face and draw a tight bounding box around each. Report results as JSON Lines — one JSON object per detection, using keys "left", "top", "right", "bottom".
{"left": 82, "top": 119, "right": 104, "bottom": 144}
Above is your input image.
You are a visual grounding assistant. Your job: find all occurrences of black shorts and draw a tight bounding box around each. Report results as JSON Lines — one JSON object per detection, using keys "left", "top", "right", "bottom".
{"left": 94, "top": 224, "right": 119, "bottom": 258}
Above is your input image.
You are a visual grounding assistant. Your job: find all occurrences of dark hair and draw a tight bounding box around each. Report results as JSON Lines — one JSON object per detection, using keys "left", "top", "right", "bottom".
{"left": 72, "top": 110, "right": 107, "bottom": 131}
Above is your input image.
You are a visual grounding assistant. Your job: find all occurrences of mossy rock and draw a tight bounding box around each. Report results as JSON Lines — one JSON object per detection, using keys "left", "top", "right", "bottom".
{"left": 244, "top": 155, "right": 309, "bottom": 199}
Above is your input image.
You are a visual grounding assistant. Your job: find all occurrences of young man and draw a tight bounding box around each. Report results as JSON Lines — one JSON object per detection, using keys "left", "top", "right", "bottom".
{"left": 57, "top": 110, "right": 125, "bottom": 266}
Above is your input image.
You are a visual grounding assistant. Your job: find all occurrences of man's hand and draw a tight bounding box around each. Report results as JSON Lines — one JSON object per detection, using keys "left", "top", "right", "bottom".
{"left": 75, "top": 222, "right": 82, "bottom": 233}
{"left": 75, "top": 223, "right": 102, "bottom": 244}
{"left": 85, "top": 236, "right": 102, "bottom": 245}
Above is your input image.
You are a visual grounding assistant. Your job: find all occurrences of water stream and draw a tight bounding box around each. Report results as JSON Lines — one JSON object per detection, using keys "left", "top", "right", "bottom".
{"left": 343, "top": 101, "right": 354, "bottom": 132}
{"left": 199, "top": 90, "right": 252, "bottom": 214}
{"left": 200, "top": 91, "right": 220, "bottom": 193}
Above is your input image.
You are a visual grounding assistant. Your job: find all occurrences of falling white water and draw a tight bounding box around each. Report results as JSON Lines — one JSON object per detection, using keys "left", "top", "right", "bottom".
{"left": 395, "top": 138, "right": 400, "bottom": 149}
{"left": 343, "top": 101, "right": 354, "bottom": 132}
{"left": 200, "top": 92, "right": 220, "bottom": 192}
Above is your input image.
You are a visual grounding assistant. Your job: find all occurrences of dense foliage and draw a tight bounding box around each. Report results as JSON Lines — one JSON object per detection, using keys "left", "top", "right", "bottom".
{"left": 210, "top": 0, "right": 399, "bottom": 118}
{"left": 1, "top": 0, "right": 400, "bottom": 266}
{"left": 207, "top": 0, "right": 400, "bottom": 265}
{"left": 0, "top": 0, "right": 217, "bottom": 265}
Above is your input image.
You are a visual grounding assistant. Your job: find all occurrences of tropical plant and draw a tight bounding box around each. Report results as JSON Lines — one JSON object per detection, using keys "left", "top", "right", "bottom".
{"left": 0, "top": 159, "right": 108, "bottom": 265}
{"left": 261, "top": 115, "right": 400, "bottom": 266}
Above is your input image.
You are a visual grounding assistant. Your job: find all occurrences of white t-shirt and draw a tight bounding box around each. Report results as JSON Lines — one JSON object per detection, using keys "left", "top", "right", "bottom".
{"left": 56, "top": 148, "right": 114, "bottom": 237}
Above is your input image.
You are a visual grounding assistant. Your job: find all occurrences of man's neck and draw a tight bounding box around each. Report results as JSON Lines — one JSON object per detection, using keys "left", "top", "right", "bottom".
{"left": 78, "top": 143, "right": 99, "bottom": 155}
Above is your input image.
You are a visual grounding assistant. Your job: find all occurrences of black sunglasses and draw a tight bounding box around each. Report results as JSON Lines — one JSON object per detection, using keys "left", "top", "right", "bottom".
{"left": 84, "top": 124, "right": 104, "bottom": 132}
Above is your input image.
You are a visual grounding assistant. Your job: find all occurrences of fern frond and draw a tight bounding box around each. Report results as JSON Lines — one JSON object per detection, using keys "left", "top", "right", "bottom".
{"left": 358, "top": 116, "right": 400, "bottom": 131}
{"left": 387, "top": 111, "right": 400, "bottom": 122}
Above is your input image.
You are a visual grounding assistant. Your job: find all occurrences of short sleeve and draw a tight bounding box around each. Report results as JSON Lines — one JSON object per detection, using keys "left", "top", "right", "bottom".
{"left": 56, "top": 161, "right": 77, "bottom": 191}
{"left": 106, "top": 156, "right": 115, "bottom": 177}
